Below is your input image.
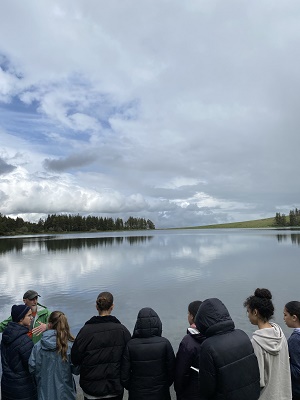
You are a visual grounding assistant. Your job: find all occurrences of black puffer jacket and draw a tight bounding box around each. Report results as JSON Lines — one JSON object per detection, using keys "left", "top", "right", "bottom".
{"left": 71, "top": 315, "right": 131, "bottom": 397}
{"left": 1, "top": 322, "right": 37, "bottom": 400}
{"left": 121, "top": 307, "right": 175, "bottom": 400}
{"left": 174, "top": 327, "right": 206, "bottom": 400}
{"left": 195, "top": 298, "right": 260, "bottom": 400}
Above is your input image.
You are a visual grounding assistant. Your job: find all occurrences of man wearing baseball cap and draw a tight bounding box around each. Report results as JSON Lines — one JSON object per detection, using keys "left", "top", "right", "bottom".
{"left": 0, "top": 290, "right": 51, "bottom": 343}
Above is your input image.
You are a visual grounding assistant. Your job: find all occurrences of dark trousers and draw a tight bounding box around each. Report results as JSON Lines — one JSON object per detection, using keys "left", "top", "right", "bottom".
{"left": 84, "top": 396, "right": 123, "bottom": 400}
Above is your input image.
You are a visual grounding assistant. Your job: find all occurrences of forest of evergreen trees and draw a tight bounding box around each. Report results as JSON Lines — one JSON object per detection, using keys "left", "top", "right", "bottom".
{"left": 0, "top": 213, "right": 155, "bottom": 236}
{"left": 274, "top": 208, "right": 300, "bottom": 227}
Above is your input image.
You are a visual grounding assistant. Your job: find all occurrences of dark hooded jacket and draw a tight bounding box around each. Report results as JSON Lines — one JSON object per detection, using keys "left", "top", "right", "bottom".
{"left": 174, "top": 326, "right": 206, "bottom": 400}
{"left": 71, "top": 315, "right": 131, "bottom": 398}
{"left": 195, "top": 298, "right": 260, "bottom": 400}
{"left": 121, "top": 307, "right": 175, "bottom": 400}
{"left": 288, "top": 329, "right": 300, "bottom": 398}
{"left": 1, "top": 322, "right": 37, "bottom": 400}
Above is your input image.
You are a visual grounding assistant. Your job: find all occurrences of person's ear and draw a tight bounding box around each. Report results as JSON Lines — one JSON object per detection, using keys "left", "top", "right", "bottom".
{"left": 23, "top": 299, "right": 26, "bottom": 305}
{"left": 111, "top": 304, "right": 114, "bottom": 311}
{"left": 292, "top": 314, "right": 298, "bottom": 321}
{"left": 253, "top": 309, "right": 258, "bottom": 316}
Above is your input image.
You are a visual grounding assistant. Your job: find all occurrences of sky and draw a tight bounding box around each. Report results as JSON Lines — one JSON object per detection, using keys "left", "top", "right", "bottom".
{"left": 0, "top": 0, "right": 300, "bottom": 229}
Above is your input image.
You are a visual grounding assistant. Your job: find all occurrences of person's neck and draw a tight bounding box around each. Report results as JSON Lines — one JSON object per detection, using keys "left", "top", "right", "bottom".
{"left": 257, "top": 320, "right": 272, "bottom": 329}
{"left": 99, "top": 311, "right": 111, "bottom": 317}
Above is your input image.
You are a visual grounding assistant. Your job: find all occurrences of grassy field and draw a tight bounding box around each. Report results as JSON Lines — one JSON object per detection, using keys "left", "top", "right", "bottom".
{"left": 178, "top": 217, "right": 278, "bottom": 229}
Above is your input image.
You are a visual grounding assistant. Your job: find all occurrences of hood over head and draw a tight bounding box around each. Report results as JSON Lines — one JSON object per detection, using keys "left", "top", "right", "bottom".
{"left": 252, "top": 322, "right": 284, "bottom": 355}
{"left": 195, "top": 298, "right": 235, "bottom": 337}
{"left": 133, "top": 307, "right": 162, "bottom": 338}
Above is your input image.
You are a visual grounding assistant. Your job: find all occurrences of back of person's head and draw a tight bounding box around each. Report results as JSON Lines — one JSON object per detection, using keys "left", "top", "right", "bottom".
{"left": 96, "top": 291, "right": 113, "bottom": 311}
{"left": 244, "top": 288, "right": 274, "bottom": 321}
{"left": 133, "top": 307, "right": 162, "bottom": 338}
{"left": 285, "top": 301, "right": 300, "bottom": 320}
{"left": 188, "top": 300, "right": 202, "bottom": 318}
{"left": 48, "top": 311, "right": 74, "bottom": 361}
{"left": 195, "top": 298, "right": 234, "bottom": 336}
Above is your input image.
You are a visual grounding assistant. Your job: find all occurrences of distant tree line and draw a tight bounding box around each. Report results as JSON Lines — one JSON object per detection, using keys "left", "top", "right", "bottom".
{"left": 0, "top": 213, "right": 156, "bottom": 236}
{"left": 274, "top": 207, "right": 300, "bottom": 227}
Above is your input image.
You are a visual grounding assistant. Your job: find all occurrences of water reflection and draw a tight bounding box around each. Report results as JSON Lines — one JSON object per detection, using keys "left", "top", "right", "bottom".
{"left": 276, "top": 234, "right": 300, "bottom": 246}
{"left": 0, "top": 235, "right": 154, "bottom": 254}
{"left": 0, "top": 229, "right": 300, "bottom": 351}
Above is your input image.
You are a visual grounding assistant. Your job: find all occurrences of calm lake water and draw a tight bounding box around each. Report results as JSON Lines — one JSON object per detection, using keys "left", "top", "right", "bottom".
{"left": 1, "top": 229, "right": 300, "bottom": 351}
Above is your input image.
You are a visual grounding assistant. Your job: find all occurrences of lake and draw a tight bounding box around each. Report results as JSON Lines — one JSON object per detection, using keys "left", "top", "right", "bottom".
{"left": 1, "top": 228, "right": 300, "bottom": 351}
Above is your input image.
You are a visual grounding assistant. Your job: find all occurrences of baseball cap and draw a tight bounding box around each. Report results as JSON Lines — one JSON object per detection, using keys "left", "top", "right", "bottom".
{"left": 23, "top": 290, "right": 40, "bottom": 300}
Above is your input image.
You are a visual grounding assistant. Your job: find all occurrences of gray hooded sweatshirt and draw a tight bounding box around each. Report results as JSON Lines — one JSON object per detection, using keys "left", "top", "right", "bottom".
{"left": 251, "top": 322, "right": 292, "bottom": 400}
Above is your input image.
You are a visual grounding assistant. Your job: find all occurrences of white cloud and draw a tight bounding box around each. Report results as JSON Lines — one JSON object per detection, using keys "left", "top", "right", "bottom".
{"left": 0, "top": 0, "right": 299, "bottom": 228}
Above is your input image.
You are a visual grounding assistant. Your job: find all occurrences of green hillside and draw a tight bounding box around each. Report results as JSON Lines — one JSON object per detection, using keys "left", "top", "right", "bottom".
{"left": 182, "top": 217, "right": 277, "bottom": 229}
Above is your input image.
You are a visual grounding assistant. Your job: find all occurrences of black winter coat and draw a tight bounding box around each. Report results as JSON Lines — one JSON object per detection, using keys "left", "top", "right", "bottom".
{"left": 174, "top": 327, "right": 206, "bottom": 400}
{"left": 71, "top": 315, "right": 131, "bottom": 398}
{"left": 121, "top": 307, "right": 175, "bottom": 400}
{"left": 1, "top": 322, "right": 37, "bottom": 400}
{"left": 195, "top": 298, "right": 260, "bottom": 400}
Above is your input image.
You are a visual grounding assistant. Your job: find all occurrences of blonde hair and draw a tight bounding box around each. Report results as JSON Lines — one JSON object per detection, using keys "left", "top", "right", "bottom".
{"left": 48, "top": 311, "right": 75, "bottom": 361}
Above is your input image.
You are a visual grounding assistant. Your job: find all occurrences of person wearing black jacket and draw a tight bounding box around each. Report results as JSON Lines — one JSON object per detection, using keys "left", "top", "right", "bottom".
{"left": 195, "top": 298, "right": 260, "bottom": 400}
{"left": 71, "top": 292, "right": 131, "bottom": 400}
{"left": 121, "top": 307, "right": 175, "bottom": 400}
{"left": 1, "top": 304, "right": 37, "bottom": 400}
{"left": 174, "top": 300, "right": 205, "bottom": 400}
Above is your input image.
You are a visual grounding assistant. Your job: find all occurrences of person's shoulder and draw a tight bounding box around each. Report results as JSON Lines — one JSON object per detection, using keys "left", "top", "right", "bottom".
{"left": 289, "top": 330, "right": 300, "bottom": 343}
{"left": 37, "top": 303, "right": 50, "bottom": 314}
{"left": 158, "top": 336, "right": 172, "bottom": 345}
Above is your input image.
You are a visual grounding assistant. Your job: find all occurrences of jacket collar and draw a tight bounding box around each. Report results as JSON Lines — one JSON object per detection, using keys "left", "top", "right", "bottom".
{"left": 85, "top": 315, "right": 121, "bottom": 325}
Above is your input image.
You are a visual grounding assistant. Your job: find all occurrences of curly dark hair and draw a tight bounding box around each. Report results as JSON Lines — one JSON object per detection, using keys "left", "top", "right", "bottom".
{"left": 285, "top": 301, "right": 300, "bottom": 320}
{"left": 244, "top": 288, "right": 274, "bottom": 321}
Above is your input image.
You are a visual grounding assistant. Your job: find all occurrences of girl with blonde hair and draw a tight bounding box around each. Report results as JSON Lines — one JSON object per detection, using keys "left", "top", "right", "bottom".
{"left": 29, "top": 311, "right": 79, "bottom": 399}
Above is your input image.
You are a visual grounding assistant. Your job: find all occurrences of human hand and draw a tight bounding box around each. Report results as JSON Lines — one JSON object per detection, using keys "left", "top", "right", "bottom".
{"left": 32, "top": 322, "right": 47, "bottom": 336}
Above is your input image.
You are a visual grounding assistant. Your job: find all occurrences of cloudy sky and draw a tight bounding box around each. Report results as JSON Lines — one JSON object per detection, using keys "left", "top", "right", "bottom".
{"left": 0, "top": 0, "right": 300, "bottom": 228}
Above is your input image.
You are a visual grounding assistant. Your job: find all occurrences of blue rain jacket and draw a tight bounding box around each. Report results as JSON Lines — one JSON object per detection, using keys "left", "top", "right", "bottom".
{"left": 29, "top": 330, "right": 79, "bottom": 400}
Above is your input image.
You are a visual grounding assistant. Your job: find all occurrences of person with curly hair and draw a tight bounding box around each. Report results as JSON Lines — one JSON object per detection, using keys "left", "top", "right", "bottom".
{"left": 244, "top": 288, "right": 292, "bottom": 400}
{"left": 284, "top": 301, "right": 300, "bottom": 400}
{"left": 29, "top": 311, "right": 79, "bottom": 399}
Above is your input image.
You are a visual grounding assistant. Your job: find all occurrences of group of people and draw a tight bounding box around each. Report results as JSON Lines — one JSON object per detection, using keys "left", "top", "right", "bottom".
{"left": 0, "top": 288, "right": 300, "bottom": 400}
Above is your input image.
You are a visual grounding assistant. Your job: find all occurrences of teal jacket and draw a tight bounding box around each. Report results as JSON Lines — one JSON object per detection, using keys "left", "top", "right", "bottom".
{"left": 0, "top": 303, "right": 51, "bottom": 344}
{"left": 29, "top": 330, "right": 79, "bottom": 400}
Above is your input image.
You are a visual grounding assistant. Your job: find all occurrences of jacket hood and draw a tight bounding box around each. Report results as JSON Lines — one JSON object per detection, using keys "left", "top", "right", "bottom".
{"left": 132, "top": 307, "right": 162, "bottom": 338}
{"left": 252, "top": 322, "right": 284, "bottom": 355}
{"left": 2, "top": 321, "right": 29, "bottom": 345}
{"left": 40, "top": 330, "right": 57, "bottom": 351}
{"left": 195, "top": 298, "right": 235, "bottom": 337}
